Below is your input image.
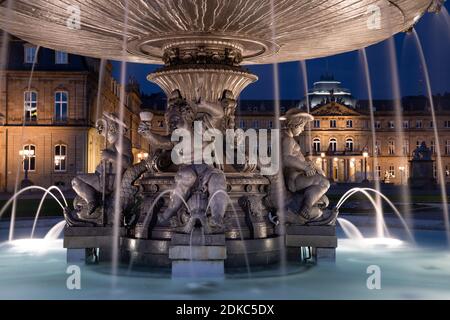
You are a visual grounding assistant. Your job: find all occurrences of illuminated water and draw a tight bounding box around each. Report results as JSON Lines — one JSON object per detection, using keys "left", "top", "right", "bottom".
{"left": 0, "top": 225, "right": 448, "bottom": 299}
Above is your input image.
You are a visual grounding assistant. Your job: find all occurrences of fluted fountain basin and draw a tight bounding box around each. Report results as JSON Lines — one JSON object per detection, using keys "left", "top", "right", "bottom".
{"left": 0, "top": 0, "right": 434, "bottom": 64}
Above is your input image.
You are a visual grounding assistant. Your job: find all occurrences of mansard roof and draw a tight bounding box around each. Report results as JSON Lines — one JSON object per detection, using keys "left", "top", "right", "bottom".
{"left": 311, "top": 102, "right": 365, "bottom": 117}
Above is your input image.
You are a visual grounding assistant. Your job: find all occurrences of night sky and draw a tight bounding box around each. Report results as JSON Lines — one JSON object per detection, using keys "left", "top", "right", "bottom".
{"left": 113, "top": 2, "right": 450, "bottom": 101}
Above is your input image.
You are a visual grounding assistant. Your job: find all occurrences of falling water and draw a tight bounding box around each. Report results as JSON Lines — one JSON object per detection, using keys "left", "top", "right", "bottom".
{"left": 337, "top": 187, "right": 415, "bottom": 242}
{"left": 30, "top": 186, "right": 68, "bottom": 238}
{"left": 112, "top": 0, "right": 130, "bottom": 284}
{"left": 337, "top": 218, "right": 364, "bottom": 240}
{"left": 44, "top": 221, "right": 66, "bottom": 240}
{"left": 95, "top": 59, "right": 107, "bottom": 123}
{"left": 206, "top": 190, "right": 251, "bottom": 276}
{"left": 0, "top": 186, "right": 67, "bottom": 241}
{"left": 386, "top": 38, "right": 413, "bottom": 224}
{"left": 359, "top": 48, "right": 385, "bottom": 237}
{"left": 270, "top": 0, "right": 287, "bottom": 275}
{"left": 9, "top": 45, "right": 40, "bottom": 241}
{"left": 300, "top": 60, "right": 312, "bottom": 156}
{"left": 411, "top": 29, "right": 450, "bottom": 244}
{"left": 441, "top": 6, "right": 450, "bottom": 33}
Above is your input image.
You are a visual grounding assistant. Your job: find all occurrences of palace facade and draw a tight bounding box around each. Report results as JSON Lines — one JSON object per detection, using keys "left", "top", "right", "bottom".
{"left": 1, "top": 35, "right": 449, "bottom": 192}
{"left": 235, "top": 77, "right": 450, "bottom": 185}
{"left": 0, "top": 37, "right": 149, "bottom": 192}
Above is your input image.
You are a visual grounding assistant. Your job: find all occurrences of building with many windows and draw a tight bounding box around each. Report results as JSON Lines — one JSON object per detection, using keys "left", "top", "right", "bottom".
{"left": 0, "top": 36, "right": 148, "bottom": 192}
{"left": 234, "top": 78, "right": 450, "bottom": 185}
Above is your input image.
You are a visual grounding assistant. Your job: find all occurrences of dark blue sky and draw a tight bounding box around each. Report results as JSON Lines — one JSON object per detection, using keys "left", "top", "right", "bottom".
{"left": 113, "top": 3, "right": 450, "bottom": 100}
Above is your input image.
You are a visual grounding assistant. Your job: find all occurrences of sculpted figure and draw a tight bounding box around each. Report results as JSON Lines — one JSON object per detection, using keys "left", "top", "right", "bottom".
{"left": 138, "top": 90, "right": 228, "bottom": 231}
{"left": 268, "top": 109, "right": 337, "bottom": 225}
{"left": 71, "top": 112, "right": 133, "bottom": 216}
{"left": 412, "top": 141, "right": 432, "bottom": 161}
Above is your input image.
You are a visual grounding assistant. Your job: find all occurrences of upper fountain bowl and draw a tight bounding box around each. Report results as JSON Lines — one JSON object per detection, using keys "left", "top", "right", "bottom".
{"left": 0, "top": 0, "right": 436, "bottom": 64}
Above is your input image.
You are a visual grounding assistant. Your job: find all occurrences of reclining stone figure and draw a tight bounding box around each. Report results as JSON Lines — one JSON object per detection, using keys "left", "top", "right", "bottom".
{"left": 66, "top": 112, "right": 135, "bottom": 226}
{"left": 269, "top": 109, "right": 337, "bottom": 225}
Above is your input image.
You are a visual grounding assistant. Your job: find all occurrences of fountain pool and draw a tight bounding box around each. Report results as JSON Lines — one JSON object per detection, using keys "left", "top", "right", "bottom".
{"left": 0, "top": 226, "right": 449, "bottom": 300}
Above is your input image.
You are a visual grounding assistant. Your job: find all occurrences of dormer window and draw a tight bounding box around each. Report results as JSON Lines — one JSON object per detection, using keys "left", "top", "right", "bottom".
{"left": 55, "top": 51, "right": 68, "bottom": 64}
{"left": 24, "top": 44, "right": 38, "bottom": 64}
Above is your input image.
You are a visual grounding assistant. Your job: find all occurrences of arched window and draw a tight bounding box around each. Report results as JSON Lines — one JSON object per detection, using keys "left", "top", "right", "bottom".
{"left": 345, "top": 138, "right": 354, "bottom": 152}
{"left": 313, "top": 138, "right": 321, "bottom": 153}
{"left": 54, "top": 144, "right": 67, "bottom": 172}
{"left": 21, "top": 145, "right": 36, "bottom": 171}
{"left": 24, "top": 91, "right": 38, "bottom": 121}
{"left": 388, "top": 140, "right": 395, "bottom": 155}
{"left": 329, "top": 138, "right": 337, "bottom": 152}
{"left": 54, "top": 91, "right": 68, "bottom": 122}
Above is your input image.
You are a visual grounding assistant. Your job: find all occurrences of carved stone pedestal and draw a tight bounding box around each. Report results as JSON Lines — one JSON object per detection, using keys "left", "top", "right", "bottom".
{"left": 169, "top": 231, "right": 226, "bottom": 278}
{"left": 64, "top": 226, "right": 125, "bottom": 264}
{"left": 282, "top": 225, "right": 337, "bottom": 264}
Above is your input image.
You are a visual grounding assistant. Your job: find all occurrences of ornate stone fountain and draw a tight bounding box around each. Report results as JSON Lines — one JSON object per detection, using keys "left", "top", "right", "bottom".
{"left": 0, "top": 0, "right": 439, "bottom": 274}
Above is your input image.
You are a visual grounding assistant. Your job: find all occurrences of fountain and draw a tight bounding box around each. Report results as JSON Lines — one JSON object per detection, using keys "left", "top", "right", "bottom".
{"left": 0, "top": 0, "right": 441, "bottom": 278}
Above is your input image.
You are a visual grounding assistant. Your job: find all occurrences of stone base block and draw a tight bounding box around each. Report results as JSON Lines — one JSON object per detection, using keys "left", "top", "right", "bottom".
{"left": 169, "top": 246, "right": 227, "bottom": 261}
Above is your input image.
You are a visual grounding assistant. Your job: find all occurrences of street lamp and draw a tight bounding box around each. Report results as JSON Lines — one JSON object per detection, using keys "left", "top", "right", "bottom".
{"left": 362, "top": 151, "right": 369, "bottom": 183}
{"left": 137, "top": 152, "right": 149, "bottom": 162}
{"left": 399, "top": 166, "right": 405, "bottom": 185}
{"left": 19, "top": 148, "right": 35, "bottom": 188}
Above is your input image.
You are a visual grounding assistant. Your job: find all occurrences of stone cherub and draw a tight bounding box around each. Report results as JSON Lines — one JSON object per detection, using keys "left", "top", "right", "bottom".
{"left": 70, "top": 112, "right": 133, "bottom": 220}
{"left": 138, "top": 90, "right": 230, "bottom": 232}
{"left": 270, "top": 109, "right": 337, "bottom": 225}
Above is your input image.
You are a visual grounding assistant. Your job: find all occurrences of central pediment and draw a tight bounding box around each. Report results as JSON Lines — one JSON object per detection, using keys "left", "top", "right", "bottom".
{"left": 311, "top": 102, "right": 362, "bottom": 117}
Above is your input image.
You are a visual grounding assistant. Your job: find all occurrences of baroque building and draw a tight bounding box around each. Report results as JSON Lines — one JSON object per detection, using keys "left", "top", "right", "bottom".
{"left": 0, "top": 36, "right": 148, "bottom": 192}
{"left": 233, "top": 77, "right": 450, "bottom": 185}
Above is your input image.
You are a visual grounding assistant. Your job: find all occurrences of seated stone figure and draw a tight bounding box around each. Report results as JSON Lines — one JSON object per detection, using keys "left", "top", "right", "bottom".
{"left": 70, "top": 112, "right": 133, "bottom": 223}
{"left": 272, "top": 109, "right": 336, "bottom": 225}
{"left": 138, "top": 90, "right": 228, "bottom": 232}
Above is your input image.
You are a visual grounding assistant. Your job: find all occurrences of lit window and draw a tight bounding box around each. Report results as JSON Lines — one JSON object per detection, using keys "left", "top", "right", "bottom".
{"left": 330, "top": 120, "right": 337, "bottom": 128}
{"left": 313, "top": 138, "right": 321, "bottom": 153}
{"left": 22, "top": 145, "right": 36, "bottom": 171}
{"left": 313, "top": 120, "right": 320, "bottom": 128}
{"left": 54, "top": 91, "right": 68, "bottom": 122}
{"left": 375, "top": 121, "right": 381, "bottom": 129}
{"left": 375, "top": 140, "right": 381, "bottom": 155}
{"left": 389, "top": 165, "right": 396, "bottom": 177}
{"left": 346, "top": 120, "right": 353, "bottom": 128}
{"left": 55, "top": 51, "right": 68, "bottom": 64}
{"left": 388, "top": 140, "right": 395, "bottom": 155}
{"left": 345, "top": 138, "right": 354, "bottom": 152}
{"left": 24, "top": 91, "right": 38, "bottom": 121}
{"left": 329, "top": 138, "right": 337, "bottom": 152}
{"left": 54, "top": 144, "right": 67, "bottom": 172}
{"left": 376, "top": 166, "right": 382, "bottom": 179}
{"left": 403, "top": 140, "right": 409, "bottom": 156}
{"left": 24, "top": 45, "right": 38, "bottom": 64}
{"left": 388, "top": 121, "right": 395, "bottom": 129}
{"left": 403, "top": 121, "right": 409, "bottom": 129}
{"left": 416, "top": 120, "right": 422, "bottom": 128}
